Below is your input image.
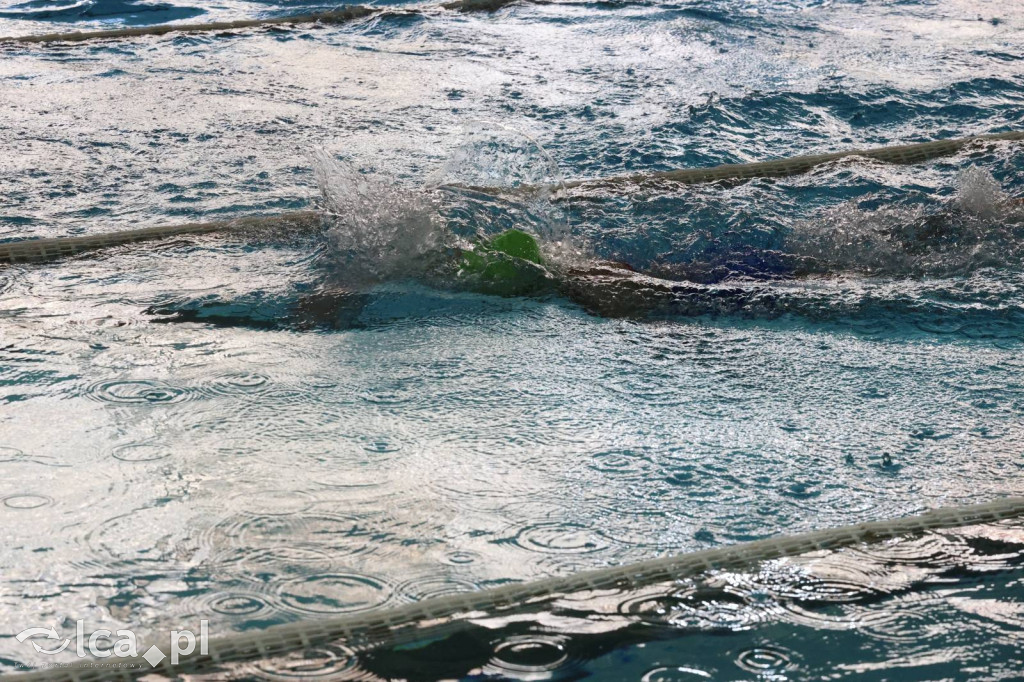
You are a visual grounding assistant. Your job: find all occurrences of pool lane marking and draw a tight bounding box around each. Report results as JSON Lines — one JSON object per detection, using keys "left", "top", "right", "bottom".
{"left": 1, "top": 131, "right": 1021, "bottom": 265}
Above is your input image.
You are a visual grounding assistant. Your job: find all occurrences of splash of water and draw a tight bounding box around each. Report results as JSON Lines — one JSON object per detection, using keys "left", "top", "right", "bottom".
{"left": 427, "top": 122, "right": 591, "bottom": 270}
{"left": 425, "top": 121, "right": 568, "bottom": 238}
{"left": 786, "top": 168, "right": 1024, "bottom": 278}
{"left": 956, "top": 165, "right": 1009, "bottom": 218}
{"left": 312, "top": 150, "right": 454, "bottom": 287}
{"left": 312, "top": 126, "right": 591, "bottom": 289}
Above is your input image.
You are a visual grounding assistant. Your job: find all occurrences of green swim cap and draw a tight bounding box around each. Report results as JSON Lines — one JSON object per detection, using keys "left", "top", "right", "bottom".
{"left": 488, "top": 229, "right": 543, "bottom": 265}
{"left": 459, "top": 229, "right": 548, "bottom": 295}
{"left": 461, "top": 229, "right": 544, "bottom": 277}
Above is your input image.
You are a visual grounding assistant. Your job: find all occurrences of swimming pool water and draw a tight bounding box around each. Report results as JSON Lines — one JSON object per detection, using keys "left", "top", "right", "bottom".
{"left": 1, "top": 0, "right": 1023, "bottom": 678}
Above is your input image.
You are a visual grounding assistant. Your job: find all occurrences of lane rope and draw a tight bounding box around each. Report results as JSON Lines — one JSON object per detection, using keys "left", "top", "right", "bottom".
{"left": 8, "top": 496, "right": 1024, "bottom": 681}
{"left": 0, "top": 211, "right": 321, "bottom": 264}
{"left": 0, "top": 0, "right": 519, "bottom": 44}
{"left": 565, "top": 130, "right": 1024, "bottom": 188}
{"left": 2, "top": 131, "right": 1021, "bottom": 265}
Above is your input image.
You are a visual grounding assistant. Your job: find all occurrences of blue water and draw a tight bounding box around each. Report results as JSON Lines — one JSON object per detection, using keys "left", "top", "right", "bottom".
{"left": 1, "top": 0, "right": 1024, "bottom": 679}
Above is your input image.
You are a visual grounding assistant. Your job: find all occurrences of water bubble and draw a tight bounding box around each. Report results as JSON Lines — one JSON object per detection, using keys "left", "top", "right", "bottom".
{"left": 360, "top": 437, "right": 402, "bottom": 454}
{"left": 782, "top": 480, "right": 822, "bottom": 499}
{"left": 590, "top": 448, "right": 655, "bottom": 475}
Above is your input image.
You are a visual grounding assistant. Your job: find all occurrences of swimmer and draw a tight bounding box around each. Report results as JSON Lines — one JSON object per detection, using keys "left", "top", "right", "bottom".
{"left": 148, "top": 182, "right": 1024, "bottom": 328}
{"left": 146, "top": 226, "right": 704, "bottom": 327}
{"left": 143, "top": 227, "right": 842, "bottom": 327}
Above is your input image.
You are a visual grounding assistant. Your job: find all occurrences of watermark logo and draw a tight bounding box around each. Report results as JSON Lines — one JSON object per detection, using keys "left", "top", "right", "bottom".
{"left": 17, "top": 620, "right": 209, "bottom": 667}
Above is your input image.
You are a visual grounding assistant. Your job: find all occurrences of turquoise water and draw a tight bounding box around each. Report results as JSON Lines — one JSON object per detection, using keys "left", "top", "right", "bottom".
{"left": 1, "top": 0, "right": 1024, "bottom": 679}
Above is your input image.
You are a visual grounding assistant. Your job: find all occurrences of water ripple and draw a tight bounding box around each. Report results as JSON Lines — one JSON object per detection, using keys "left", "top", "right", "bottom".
{"left": 276, "top": 573, "right": 394, "bottom": 616}
{"left": 202, "top": 371, "right": 272, "bottom": 397}
{"left": 244, "top": 643, "right": 362, "bottom": 681}
{"left": 110, "top": 440, "right": 170, "bottom": 462}
{"left": 508, "top": 521, "right": 614, "bottom": 556}
{"left": 735, "top": 644, "right": 798, "bottom": 675}
{"left": 2, "top": 493, "right": 53, "bottom": 510}
{"left": 86, "top": 379, "right": 198, "bottom": 405}
{"left": 231, "top": 546, "right": 338, "bottom": 576}
{"left": 207, "top": 592, "right": 278, "bottom": 618}
{"left": 395, "top": 574, "right": 480, "bottom": 602}
{"left": 485, "top": 635, "right": 572, "bottom": 678}
{"left": 3, "top": 0, "right": 1024, "bottom": 676}
{"left": 444, "top": 550, "right": 481, "bottom": 566}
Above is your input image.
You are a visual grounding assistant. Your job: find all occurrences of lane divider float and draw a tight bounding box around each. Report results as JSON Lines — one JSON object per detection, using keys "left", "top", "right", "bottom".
{"left": 0, "top": 0, "right": 519, "bottom": 45}
{"left": 8, "top": 496, "right": 1024, "bottom": 681}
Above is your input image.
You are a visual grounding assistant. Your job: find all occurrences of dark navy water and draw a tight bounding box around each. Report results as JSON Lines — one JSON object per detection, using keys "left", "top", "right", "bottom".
{"left": 1, "top": 0, "right": 1023, "bottom": 679}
